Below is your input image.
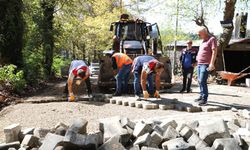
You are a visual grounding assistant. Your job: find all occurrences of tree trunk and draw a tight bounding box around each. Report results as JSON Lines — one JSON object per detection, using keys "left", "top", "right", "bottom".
{"left": 0, "top": 0, "right": 24, "bottom": 67}
{"left": 41, "top": 0, "right": 55, "bottom": 77}
{"left": 216, "top": 0, "right": 237, "bottom": 71}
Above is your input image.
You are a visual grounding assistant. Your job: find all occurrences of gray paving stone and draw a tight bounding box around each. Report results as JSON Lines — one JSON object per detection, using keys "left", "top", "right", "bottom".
{"left": 133, "top": 122, "right": 153, "bottom": 138}
{"left": 150, "top": 131, "right": 163, "bottom": 146}
{"left": 120, "top": 117, "right": 136, "bottom": 129}
{"left": 152, "top": 125, "right": 164, "bottom": 136}
{"left": 97, "top": 135, "right": 125, "bottom": 150}
{"left": 134, "top": 133, "right": 152, "bottom": 147}
{"left": 4, "top": 124, "right": 21, "bottom": 143}
{"left": 110, "top": 99, "right": 116, "bottom": 104}
{"left": 143, "top": 103, "right": 159, "bottom": 110}
{"left": 186, "top": 106, "right": 202, "bottom": 113}
{"left": 68, "top": 118, "right": 88, "bottom": 134}
{"left": 160, "top": 120, "right": 178, "bottom": 130}
{"left": 163, "top": 126, "right": 179, "bottom": 140}
{"left": 162, "top": 137, "right": 195, "bottom": 150}
{"left": 197, "top": 119, "right": 230, "bottom": 146}
{"left": 212, "top": 138, "right": 242, "bottom": 150}
{"left": 21, "top": 135, "right": 39, "bottom": 148}
{"left": 0, "top": 141, "right": 20, "bottom": 150}
{"left": 179, "top": 126, "right": 194, "bottom": 141}
{"left": 129, "top": 101, "right": 136, "bottom": 107}
{"left": 159, "top": 104, "right": 175, "bottom": 110}
{"left": 39, "top": 133, "right": 64, "bottom": 150}
{"left": 187, "top": 134, "right": 207, "bottom": 149}
{"left": 141, "top": 146, "right": 161, "bottom": 150}
{"left": 33, "top": 128, "right": 51, "bottom": 139}
{"left": 135, "top": 102, "right": 143, "bottom": 108}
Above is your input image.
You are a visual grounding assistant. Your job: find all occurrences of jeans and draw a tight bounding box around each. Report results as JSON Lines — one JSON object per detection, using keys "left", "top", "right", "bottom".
{"left": 133, "top": 71, "right": 154, "bottom": 96}
{"left": 182, "top": 67, "right": 194, "bottom": 91}
{"left": 197, "top": 64, "right": 209, "bottom": 101}
{"left": 116, "top": 64, "right": 131, "bottom": 94}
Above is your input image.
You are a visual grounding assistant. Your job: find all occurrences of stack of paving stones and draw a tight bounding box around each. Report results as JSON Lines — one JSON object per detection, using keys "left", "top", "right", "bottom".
{"left": 1, "top": 109, "right": 250, "bottom": 150}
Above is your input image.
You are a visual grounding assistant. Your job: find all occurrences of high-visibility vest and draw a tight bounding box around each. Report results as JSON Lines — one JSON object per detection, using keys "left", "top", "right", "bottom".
{"left": 112, "top": 53, "right": 132, "bottom": 69}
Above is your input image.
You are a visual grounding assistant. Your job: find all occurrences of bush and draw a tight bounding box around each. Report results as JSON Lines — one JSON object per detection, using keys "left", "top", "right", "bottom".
{"left": 0, "top": 64, "right": 26, "bottom": 93}
{"left": 52, "top": 56, "right": 71, "bottom": 77}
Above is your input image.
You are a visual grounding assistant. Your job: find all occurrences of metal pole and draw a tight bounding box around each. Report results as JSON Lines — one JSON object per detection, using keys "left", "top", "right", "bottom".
{"left": 173, "top": 0, "right": 179, "bottom": 76}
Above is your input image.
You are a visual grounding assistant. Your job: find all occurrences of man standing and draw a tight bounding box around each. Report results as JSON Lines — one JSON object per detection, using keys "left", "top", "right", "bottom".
{"left": 65, "top": 60, "right": 92, "bottom": 102}
{"left": 195, "top": 27, "right": 217, "bottom": 106}
{"left": 132, "top": 55, "right": 164, "bottom": 99}
{"left": 180, "top": 40, "right": 197, "bottom": 93}
{"left": 111, "top": 52, "right": 133, "bottom": 96}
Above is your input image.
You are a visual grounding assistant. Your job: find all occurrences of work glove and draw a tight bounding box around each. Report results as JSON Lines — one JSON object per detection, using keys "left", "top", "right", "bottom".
{"left": 68, "top": 93, "right": 75, "bottom": 102}
{"left": 143, "top": 91, "right": 149, "bottom": 99}
{"left": 154, "top": 90, "right": 160, "bottom": 98}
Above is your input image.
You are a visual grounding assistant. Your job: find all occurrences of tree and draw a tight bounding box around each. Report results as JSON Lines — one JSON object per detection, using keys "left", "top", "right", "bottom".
{"left": 0, "top": 0, "right": 24, "bottom": 67}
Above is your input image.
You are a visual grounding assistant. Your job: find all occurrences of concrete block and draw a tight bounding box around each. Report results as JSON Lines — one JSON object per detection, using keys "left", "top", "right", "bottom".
{"left": 150, "top": 131, "right": 163, "bottom": 146}
{"left": 201, "top": 106, "right": 224, "bottom": 112}
{"left": 68, "top": 118, "right": 88, "bottom": 134}
{"left": 110, "top": 99, "right": 116, "bottom": 104}
{"left": 143, "top": 103, "right": 159, "bottom": 110}
{"left": 197, "top": 119, "right": 230, "bottom": 146}
{"left": 163, "top": 126, "right": 179, "bottom": 140}
{"left": 186, "top": 106, "right": 202, "bottom": 113}
{"left": 19, "top": 128, "right": 35, "bottom": 142}
{"left": 116, "top": 99, "right": 122, "bottom": 105}
{"left": 135, "top": 102, "right": 143, "bottom": 108}
{"left": 21, "top": 135, "right": 39, "bottom": 148}
{"left": 122, "top": 101, "right": 129, "bottom": 106}
{"left": 240, "top": 109, "right": 250, "bottom": 119}
{"left": 64, "top": 130, "right": 87, "bottom": 147}
{"left": 152, "top": 125, "right": 164, "bottom": 136}
{"left": 232, "top": 133, "right": 243, "bottom": 146}
{"left": 129, "top": 145, "right": 140, "bottom": 150}
{"left": 120, "top": 117, "right": 136, "bottom": 129}
{"left": 99, "top": 116, "right": 130, "bottom": 144}
{"left": 97, "top": 135, "right": 125, "bottom": 150}
{"left": 234, "top": 118, "right": 246, "bottom": 128}
{"left": 159, "top": 104, "right": 175, "bottom": 110}
{"left": 226, "top": 121, "right": 240, "bottom": 132}
{"left": 33, "top": 128, "right": 51, "bottom": 139}
{"left": 160, "top": 120, "right": 178, "bottom": 130}
{"left": 39, "top": 133, "right": 64, "bottom": 150}
{"left": 162, "top": 138, "right": 195, "bottom": 150}
{"left": 187, "top": 134, "right": 207, "bottom": 149}
{"left": 134, "top": 133, "right": 152, "bottom": 147}
{"left": 212, "top": 138, "right": 242, "bottom": 150}
{"left": 141, "top": 146, "right": 161, "bottom": 150}
{"left": 4, "top": 124, "right": 21, "bottom": 143}
{"left": 129, "top": 101, "right": 136, "bottom": 107}
{"left": 0, "top": 142, "right": 20, "bottom": 150}
{"left": 236, "top": 128, "right": 250, "bottom": 137}
{"left": 180, "top": 126, "right": 194, "bottom": 141}
{"left": 133, "top": 122, "right": 153, "bottom": 137}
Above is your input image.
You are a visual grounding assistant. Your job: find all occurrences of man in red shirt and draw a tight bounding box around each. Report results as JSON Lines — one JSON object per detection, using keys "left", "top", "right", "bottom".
{"left": 195, "top": 26, "right": 217, "bottom": 106}
{"left": 64, "top": 60, "right": 92, "bottom": 102}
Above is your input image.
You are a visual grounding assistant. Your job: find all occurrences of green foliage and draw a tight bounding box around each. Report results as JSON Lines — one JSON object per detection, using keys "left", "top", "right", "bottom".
{"left": 0, "top": 65, "right": 26, "bottom": 93}
{"left": 52, "top": 56, "right": 70, "bottom": 77}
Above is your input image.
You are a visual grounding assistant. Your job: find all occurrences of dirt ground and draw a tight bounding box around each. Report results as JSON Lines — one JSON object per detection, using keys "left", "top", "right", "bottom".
{"left": 0, "top": 77, "right": 249, "bottom": 143}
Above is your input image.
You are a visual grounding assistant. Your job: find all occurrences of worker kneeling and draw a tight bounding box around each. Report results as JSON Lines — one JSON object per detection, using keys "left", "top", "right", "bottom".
{"left": 132, "top": 55, "right": 164, "bottom": 99}
{"left": 111, "top": 52, "right": 133, "bottom": 96}
{"left": 65, "top": 60, "right": 92, "bottom": 102}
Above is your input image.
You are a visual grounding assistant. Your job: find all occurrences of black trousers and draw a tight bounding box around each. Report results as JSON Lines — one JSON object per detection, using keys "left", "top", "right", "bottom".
{"left": 181, "top": 67, "right": 194, "bottom": 91}
{"left": 64, "top": 77, "right": 92, "bottom": 95}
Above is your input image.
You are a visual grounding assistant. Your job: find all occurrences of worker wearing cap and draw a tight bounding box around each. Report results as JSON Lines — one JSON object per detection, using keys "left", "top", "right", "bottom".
{"left": 65, "top": 60, "right": 92, "bottom": 102}
{"left": 112, "top": 52, "right": 133, "bottom": 96}
{"left": 180, "top": 40, "right": 198, "bottom": 93}
{"left": 132, "top": 55, "right": 164, "bottom": 99}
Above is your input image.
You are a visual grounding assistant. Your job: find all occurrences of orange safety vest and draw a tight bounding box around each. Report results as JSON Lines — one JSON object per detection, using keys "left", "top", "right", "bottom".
{"left": 112, "top": 53, "right": 132, "bottom": 69}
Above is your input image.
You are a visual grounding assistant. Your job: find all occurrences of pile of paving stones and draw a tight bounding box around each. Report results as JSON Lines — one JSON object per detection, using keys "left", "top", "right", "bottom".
{"left": 1, "top": 109, "right": 250, "bottom": 150}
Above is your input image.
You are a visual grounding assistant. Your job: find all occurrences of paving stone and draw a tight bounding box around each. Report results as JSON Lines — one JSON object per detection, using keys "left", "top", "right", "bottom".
{"left": 143, "top": 103, "right": 159, "bottom": 110}
{"left": 212, "top": 138, "right": 242, "bottom": 150}
{"left": 134, "top": 133, "right": 152, "bottom": 147}
{"left": 162, "top": 137, "right": 195, "bottom": 150}
{"left": 4, "top": 124, "right": 21, "bottom": 143}
{"left": 0, "top": 141, "right": 20, "bottom": 150}
{"left": 159, "top": 104, "right": 175, "bottom": 110}
{"left": 197, "top": 119, "right": 230, "bottom": 146}
{"left": 129, "top": 101, "right": 136, "bottom": 107}
{"left": 195, "top": 140, "right": 208, "bottom": 150}
{"left": 97, "top": 135, "right": 125, "bottom": 150}
{"left": 187, "top": 121, "right": 199, "bottom": 130}
{"left": 141, "top": 146, "right": 161, "bottom": 150}
{"left": 150, "top": 131, "right": 163, "bottom": 146}
{"left": 63, "top": 130, "right": 87, "bottom": 148}
{"left": 201, "top": 106, "right": 224, "bottom": 112}
{"left": 227, "top": 121, "right": 240, "bottom": 132}
{"left": 160, "top": 120, "right": 178, "bottom": 130}
{"left": 122, "top": 101, "right": 129, "bottom": 106}
{"left": 39, "top": 133, "right": 64, "bottom": 150}
{"left": 152, "top": 125, "right": 164, "bottom": 136}
{"left": 186, "top": 106, "right": 202, "bottom": 113}
{"left": 232, "top": 133, "right": 243, "bottom": 146}
{"left": 246, "top": 120, "right": 250, "bottom": 131}
{"left": 234, "top": 118, "right": 246, "bottom": 128}
{"left": 54, "top": 146, "right": 64, "bottom": 150}
{"left": 110, "top": 99, "right": 116, "bottom": 104}
{"left": 68, "top": 118, "right": 88, "bottom": 134}
{"left": 120, "top": 117, "right": 136, "bottom": 129}
{"left": 133, "top": 122, "right": 153, "bottom": 137}
{"left": 187, "top": 134, "right": 207, "bottom": 149}
{"left": 240, "top": 109, "right": 250, "bottom": 119}
{"left": 21, "top": 135, "right": 39, "bottom": 148}
{"left": 92, "top": 93, "right": 105, "bottom": 102}
{"left": 116, "top": 99, "right": 122, "bottom": 105}
{"left": 104, "top": 99, "right": 110, "bottom": 103}
{"left": 99, "top": 116, "right": 130, "bottom": 144}
{"left": 163, "top": 126, "right": 179, "bottom": 140}
{"left": 175, "top": 105, "right": 186, "bottom": 111}
{"left": 19, "top": 128, "right": 35, "bottom": 142}
{"left": 235, "top": 128, "right": 250, "bottom": 137}
{"left": 135, "top": 102, "right": 143, "bottom": 108}
{"left": 55, "top": 126, "right": 67, "bottom": 136}
{"left": 179, "top": 126, "right": 194, "bottom": 141}
{"left": 84, "top": 133, "right": 101, "bottom": 149}
{"left": 33, "top": 128, "right": 51, "bottom": 139}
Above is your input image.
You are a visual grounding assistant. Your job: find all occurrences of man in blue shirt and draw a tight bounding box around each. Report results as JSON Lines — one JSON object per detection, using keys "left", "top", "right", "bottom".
{"left": 180, "top": 40, "right": 197, "bottom": 93}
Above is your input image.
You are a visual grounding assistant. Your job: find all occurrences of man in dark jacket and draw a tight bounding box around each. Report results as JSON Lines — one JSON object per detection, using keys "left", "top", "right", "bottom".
{"left": 180, "top": 40, "right": 197, "bottom": 93}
